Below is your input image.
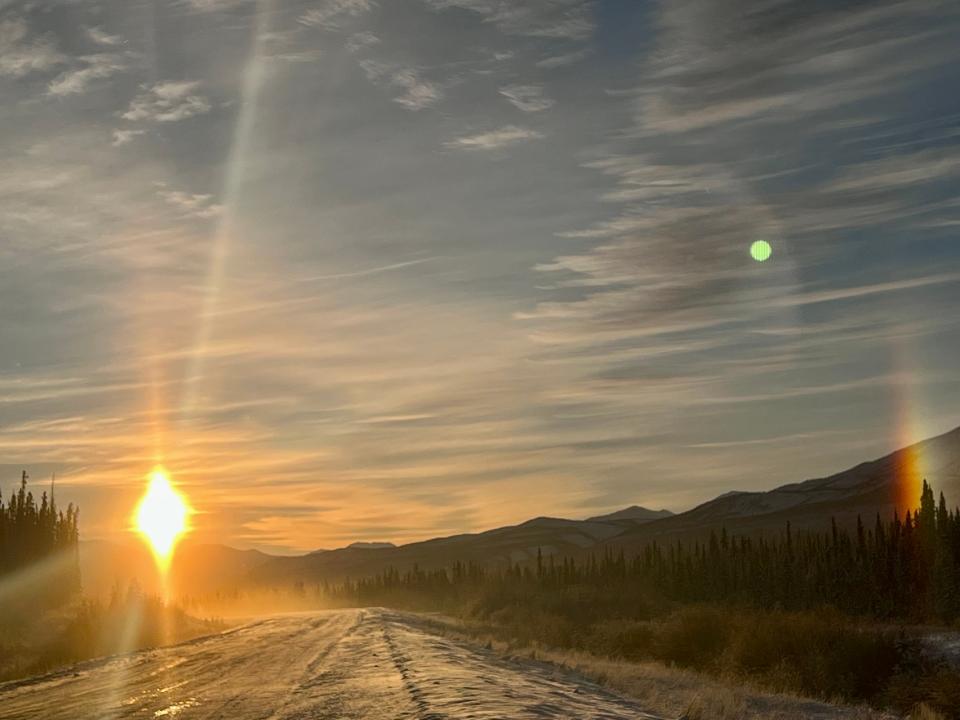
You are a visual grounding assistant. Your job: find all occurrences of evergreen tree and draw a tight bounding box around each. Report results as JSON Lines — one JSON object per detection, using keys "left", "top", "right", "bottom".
{"left": 0, "top": 471, "right": 81, "bottom": 603}
{"left": 328, "top": 479, "right": 960, "bottom": 624}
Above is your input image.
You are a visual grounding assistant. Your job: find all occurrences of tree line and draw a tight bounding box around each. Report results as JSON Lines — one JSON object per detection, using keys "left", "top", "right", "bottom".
{"left": 333, "top": 481, "right": 960, "bottom": 623}
{"left": 0, "top": 471, "right": 80, "bottom": 594}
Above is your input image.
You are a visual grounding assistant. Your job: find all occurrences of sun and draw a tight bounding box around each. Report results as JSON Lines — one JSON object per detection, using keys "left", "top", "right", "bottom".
{"left": 135, "top": 468, "right": 190, "bottom": 570}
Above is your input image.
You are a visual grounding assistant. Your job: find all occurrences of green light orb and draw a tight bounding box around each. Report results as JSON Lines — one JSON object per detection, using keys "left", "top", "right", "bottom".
{"left": 750, "top": 239, "right": 772, "bottom": 262}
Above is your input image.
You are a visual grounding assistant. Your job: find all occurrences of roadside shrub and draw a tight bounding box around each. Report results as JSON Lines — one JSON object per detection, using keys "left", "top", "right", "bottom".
{"left": 722, "top": 609, "right": 901, "bottom": 701}
{"left": 909, "top": 703, "right": 948, "bottom": 720}
{"left": 651, "top": 605, "right": 730, "bottom": 670}
{"left": 884, "top": 666, "right": 960, "bottom": 719}
{"left": 586, "top": 619, "right": 654, "bottom": 660}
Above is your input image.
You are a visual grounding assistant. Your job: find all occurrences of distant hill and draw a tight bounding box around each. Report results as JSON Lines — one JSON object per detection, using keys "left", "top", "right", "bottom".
{"left": 246, "top": 515, "right": 628, "bottom": 586}
{"left": 601, "top": 424, "right": 960, "bottom": 553}
{"left": 79, "top": 540, "right": 273, "bottom": 598}
{"left": 81, "top": 425, "right": 960, "bottom": 595}
{"left": 586, "top": 506, "right": 674, "bottom": 523}
{"left": 245, "top": 425, "right": 960, "bottom": 588}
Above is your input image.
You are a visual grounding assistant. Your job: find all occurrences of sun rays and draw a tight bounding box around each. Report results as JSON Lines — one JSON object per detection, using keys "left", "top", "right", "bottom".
{"left": 180, "top": 0, "right": 273, "bottom": 421}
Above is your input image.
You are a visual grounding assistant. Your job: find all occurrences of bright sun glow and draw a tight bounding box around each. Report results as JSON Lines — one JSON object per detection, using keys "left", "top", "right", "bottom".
{"left": 135, "top": 468, "right": 190, "bottom": 570}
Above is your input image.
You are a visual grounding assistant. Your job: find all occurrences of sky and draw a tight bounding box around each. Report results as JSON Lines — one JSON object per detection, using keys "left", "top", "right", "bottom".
{"left": 1, "top": 0, "right": 959, "bottom": 554}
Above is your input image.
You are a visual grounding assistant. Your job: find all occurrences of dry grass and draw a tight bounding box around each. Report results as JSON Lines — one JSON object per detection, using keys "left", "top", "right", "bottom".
{"left": 524, "top": 645, "right": 892, "bottom": 720}
{"left": 681, "top": 687, "right": 747, "bottom": 719}
{"left": 909, "top": 705, "right": 947, "bottom": 720}
{"left": 416, "top": 614, "right": 895, "bottom": 720}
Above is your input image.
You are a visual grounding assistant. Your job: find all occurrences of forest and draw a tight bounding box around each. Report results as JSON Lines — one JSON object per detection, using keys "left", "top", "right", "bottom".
{"left": 0, "top": 471, "right": 80, "bottom": 601}
{"left": 318, "top": 481, "right": 960, "bottom": 717}
{"left": 333, "top": 481, "right": 960, "bottom": 622}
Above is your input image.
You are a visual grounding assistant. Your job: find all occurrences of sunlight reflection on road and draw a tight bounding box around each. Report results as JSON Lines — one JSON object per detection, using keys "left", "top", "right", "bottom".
{"left": 0, "top": 609, "right": 662, "bottom": 720}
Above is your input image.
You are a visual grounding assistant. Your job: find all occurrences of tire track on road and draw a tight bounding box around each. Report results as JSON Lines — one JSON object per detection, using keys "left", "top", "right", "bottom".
{"left": 381, "top": 613, "right": 439, "bottom": 720}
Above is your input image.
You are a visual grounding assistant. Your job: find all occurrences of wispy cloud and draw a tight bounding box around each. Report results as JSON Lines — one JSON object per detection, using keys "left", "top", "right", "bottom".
{"left": 157, "top": 187, "right": 223, "bottom": 219}
{"left": 85, "top": 26, "right": 123, "bottom": 47}
{"left": 824, "top": 150, "right": 960, "bottom": 193}
{"left": 424, "top": 0, "right": 595, "bottom": 40}
{"left": 638, "top": 1, "right": 957, "bottom": 135}
{"left": 346, "top": 30, "right": 379, "bottom": 52}
{"left": 391, "top": 68, "right": 441, "bottom": 110}
{"left": 0, "top": 18, "right": 64, "bottom": 77}
{"left": 299, "top": 0, "right": 374, "bottom": 30}
{"left": 110, "top": 128, "right": 144, "bottom": 146}
{"left": 536, "top": 48, "right": 589, "bottom": 69}
{"left": 300, "top": 257, "right": 439, "bottom": 282}
{"left": 445, "top": 125, "right": 543, "bottom": 150}
{"left": 360, "top": 60, "right": 441, "bottom": 110}
{"left": 48, "top": 53, "right": 126, "bottom": 96}
{"left": 771, "top": 273, "right": 960, "bottom": 308}
{"left": 122, "top": 80, "right": 211, "bottom": 122}
{"left": 499, "top": 84, "right": 554, "bottom": 112}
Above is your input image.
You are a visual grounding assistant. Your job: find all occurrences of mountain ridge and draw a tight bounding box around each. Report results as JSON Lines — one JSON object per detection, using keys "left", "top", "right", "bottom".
{"left": 600, "top": 424, "right": 960, "bottom": 552}
{"left": 245, "top": 424, "right": 960, "bottom": 586}
{"left": 82, "top": 424, "right": 960, "bottom": 594}
{"left": 586, "top": 505, "right": 674, "bottom": 523}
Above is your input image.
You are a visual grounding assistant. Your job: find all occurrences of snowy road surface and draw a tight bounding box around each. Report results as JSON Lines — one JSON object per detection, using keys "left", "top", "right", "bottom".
{"left": 0, "top": 608, "right": 664, "bottom": 719}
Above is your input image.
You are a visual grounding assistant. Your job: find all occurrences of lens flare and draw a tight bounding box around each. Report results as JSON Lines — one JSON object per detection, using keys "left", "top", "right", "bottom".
{"left": 750, "top": 239, "right": 772, "bottom": 262}
{"left": 134, "top": 468, "right": 190, "bottom": 571}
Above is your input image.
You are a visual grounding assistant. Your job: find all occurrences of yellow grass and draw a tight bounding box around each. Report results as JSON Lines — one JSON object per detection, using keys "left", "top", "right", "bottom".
{"left": 418, "top": 614, "right": 895, "bottom": 720}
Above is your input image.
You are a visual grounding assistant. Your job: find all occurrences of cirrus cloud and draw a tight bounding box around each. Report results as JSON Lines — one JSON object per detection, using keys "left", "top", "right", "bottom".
{"left": 299, "top": 0, "right": 374, "bottom": 30}
{"left": 445, "top": 125, "right": 544, "bottom": 150}
{"left": 49, "top": 53, "right": 126, "bottom": 96}
{"left": 0, "top": 18, "right": 64, "bottom": 78}
{"left": 499, "top": 84, "right": 554, "bottom": 112}
{"left": 122, "top": 80, "right": 212, "bottom": 123}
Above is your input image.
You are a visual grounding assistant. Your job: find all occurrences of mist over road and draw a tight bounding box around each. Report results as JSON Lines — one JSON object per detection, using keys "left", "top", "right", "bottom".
{"left": 0, "top": 609, "right": 662, "bottom": 719}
